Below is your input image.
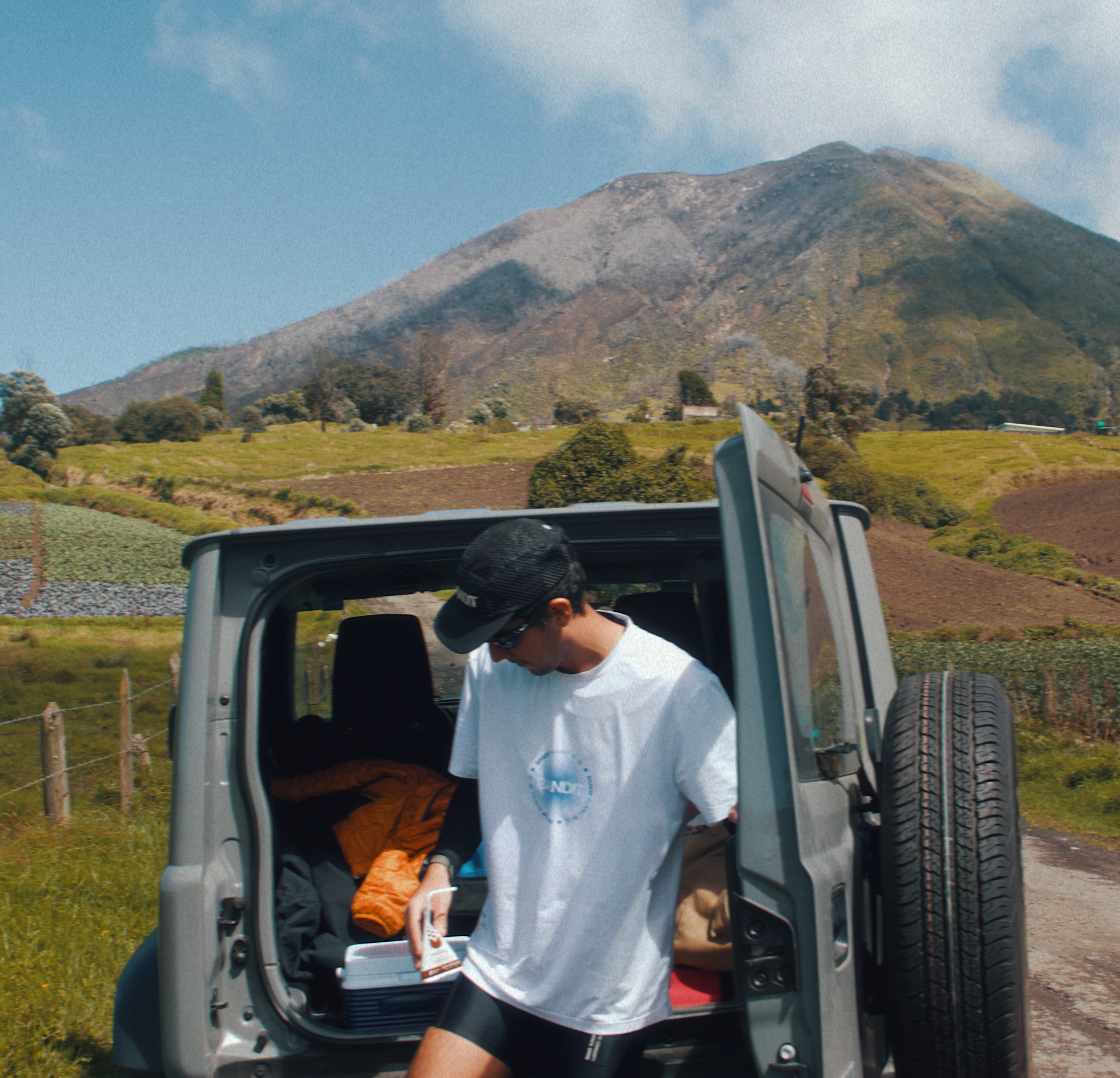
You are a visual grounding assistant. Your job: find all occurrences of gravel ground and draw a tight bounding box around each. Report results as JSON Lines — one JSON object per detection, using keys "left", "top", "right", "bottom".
{"left": 0, "top": 558, "right": 186, "bottom": 617}
{"left": 1025, "top": 827, "right": 1120, "bottom": 1076}
{"left": 0, "top": 558, "right": 37, "bottom": 615}
{"left": 0, "top": 503, "right": 33, "bottom": 516}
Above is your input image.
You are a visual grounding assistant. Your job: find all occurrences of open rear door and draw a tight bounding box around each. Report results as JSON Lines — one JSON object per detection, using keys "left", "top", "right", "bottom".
{"left": 714, "top": 406, "right": 872, "bottom": 1078}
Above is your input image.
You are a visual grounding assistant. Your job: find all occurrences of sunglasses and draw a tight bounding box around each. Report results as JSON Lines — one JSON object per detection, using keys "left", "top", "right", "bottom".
{"left": 488, "top": 618, "right": 539, "bottom": 649}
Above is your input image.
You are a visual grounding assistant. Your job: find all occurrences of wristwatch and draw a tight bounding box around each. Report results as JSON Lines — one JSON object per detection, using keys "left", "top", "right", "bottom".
{"left": 421, "top": 853, "right": 455, "bottom": 879}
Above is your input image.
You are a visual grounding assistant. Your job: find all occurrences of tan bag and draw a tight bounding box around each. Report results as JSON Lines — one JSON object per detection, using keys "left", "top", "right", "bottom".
{"left": 673, "top": 821, "right": 733, "bottom": 971}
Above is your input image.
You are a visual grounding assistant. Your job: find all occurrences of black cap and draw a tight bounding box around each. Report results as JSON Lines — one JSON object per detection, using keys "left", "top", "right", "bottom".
{"left": 434, "top": 518, "right": 575, "bottom": 653}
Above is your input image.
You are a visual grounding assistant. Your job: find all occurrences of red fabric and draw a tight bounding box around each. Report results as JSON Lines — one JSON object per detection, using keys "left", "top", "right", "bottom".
{"left": 669, "top": 966, "right": 722, "bottom": 1008}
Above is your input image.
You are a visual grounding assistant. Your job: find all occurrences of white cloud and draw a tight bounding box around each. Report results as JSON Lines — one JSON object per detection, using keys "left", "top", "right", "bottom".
{"left": 3, "top": 105, "right": 67, "bottom": 165}
{"left": 150, "top": 0, "right": 284, "bottom": 110}
{"left": 443, "top": 0, "right": 1120, "bottom": 237}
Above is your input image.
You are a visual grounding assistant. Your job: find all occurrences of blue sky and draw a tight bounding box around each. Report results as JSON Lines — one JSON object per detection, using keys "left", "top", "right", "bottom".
{"left": 4, "top": 1, "right": 1119, "bottom": 396}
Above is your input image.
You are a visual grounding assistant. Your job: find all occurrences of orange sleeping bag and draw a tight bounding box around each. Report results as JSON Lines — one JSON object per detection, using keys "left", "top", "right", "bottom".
{"left": 271, "top": 759, "right": 455, "bottom": 937}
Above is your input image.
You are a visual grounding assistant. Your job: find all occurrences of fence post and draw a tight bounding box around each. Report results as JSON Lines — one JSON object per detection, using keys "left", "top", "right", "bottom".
{"left": 40, "top": 702, "right": 70, "bottom": 823}
{"left": 120, "top": 668, "right": 133, "bottom": 814}
{"left": 169, "top": 652, "right": 180, "bottom": 704}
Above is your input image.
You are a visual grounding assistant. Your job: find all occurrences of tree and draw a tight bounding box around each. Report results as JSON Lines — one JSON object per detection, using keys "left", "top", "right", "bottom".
{"left": 0, "top": 371, "right": 73, "bottom": 477}
{"left": 62, "top": 404, "right": 117, "bottom": 445}
{"left": 803, "top": 365, "right": 875, "bottom": 444}
{"left": 338, "top": 363, "right": 413, "bottom": 425}
{"left": 411, "top": 332, "right": 449, "bottom": 426}
{"left": 678, "top": 370, "right": 716, "bottom": 407}
{"left": 303, "top": 348, "right": 347, "bottom": 430}
{"left": 198, "top": 367, "right": 225, "bottom": 415}
{"left": 114, "top": 397, "right": 203, "bottom": 443}
{"left": 552, "top": 398, "right": 600, "bottom": 425}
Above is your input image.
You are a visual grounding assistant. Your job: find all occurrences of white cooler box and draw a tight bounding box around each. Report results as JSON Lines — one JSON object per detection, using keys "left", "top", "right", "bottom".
{"left": 338, "top": 938, "right": 469, "bottom": 1031}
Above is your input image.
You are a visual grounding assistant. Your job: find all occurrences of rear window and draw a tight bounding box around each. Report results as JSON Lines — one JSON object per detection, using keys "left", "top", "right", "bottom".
{"left": 763, "top": 489, "right": 857, "bottom": 780}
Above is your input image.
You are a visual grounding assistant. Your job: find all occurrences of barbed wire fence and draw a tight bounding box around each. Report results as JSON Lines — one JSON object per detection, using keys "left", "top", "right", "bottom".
{"left": 0, "top": 652, "right": 179, "bottom": 820}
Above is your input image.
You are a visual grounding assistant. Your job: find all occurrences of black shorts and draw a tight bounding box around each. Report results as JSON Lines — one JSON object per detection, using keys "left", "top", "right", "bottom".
{"left": 433, "top": 974, "right": 644, "bottom": 1077}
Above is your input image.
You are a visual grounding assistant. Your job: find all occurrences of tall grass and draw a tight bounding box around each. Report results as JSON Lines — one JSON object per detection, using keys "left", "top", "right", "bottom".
{"left": 0, "top": 791, "right": 168, "bottom": 1077}
{"left": 0, "top": 618, "right": 181, "bottom": 818}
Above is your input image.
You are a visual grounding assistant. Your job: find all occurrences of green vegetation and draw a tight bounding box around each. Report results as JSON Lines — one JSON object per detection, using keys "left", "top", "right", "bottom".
{"left": 198, "top": 366, "right": 225, "bottom": 415}
{"left": 928, "top": 516, "right": 1120, "bottom": 594}
{"left": 0, "top": 795, "right": 168, "bottom": 1077}
{"left": 798, "top": 432, "right": 968, "bottom": 527}
{"left": 678, "top": 369, "right": 716, "bottom": 407}
{"left": 114, "top": 396, "right": 204, "bottom": 444}
{"left": 39, "top": 505, "right": 190, "bottom": 584}
{"left": 52, "top": 420, "right": 741, "bottom": 489}
{"left": 0, "top": 617, "right": 180, "bottom": 817}
{"left": 528, "top": 422, "right": 715, "bottom": 508}
{"left": 553, "top": 398, "right": 600, "bottom": 425}
{"left": 856, "top": 429, "right": 1120, "bottom": 508}
{"left": 0, "top": 371, "right": 73, "bottom": 479}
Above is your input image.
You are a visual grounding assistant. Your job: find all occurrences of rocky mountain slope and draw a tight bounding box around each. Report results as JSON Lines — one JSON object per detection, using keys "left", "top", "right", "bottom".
{"left": 64, "top": 142, "right": 1120, "bottom": 421}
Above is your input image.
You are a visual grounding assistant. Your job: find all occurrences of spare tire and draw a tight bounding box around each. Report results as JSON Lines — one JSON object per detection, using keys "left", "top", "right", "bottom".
{"left": 879, "top": 671, "right": 1030, "bottom": 1078}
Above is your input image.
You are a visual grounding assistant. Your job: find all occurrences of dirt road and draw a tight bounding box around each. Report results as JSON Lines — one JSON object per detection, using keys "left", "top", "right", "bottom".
{"left": 1026, "top": 826, "right": 1120, "bottom": 1076}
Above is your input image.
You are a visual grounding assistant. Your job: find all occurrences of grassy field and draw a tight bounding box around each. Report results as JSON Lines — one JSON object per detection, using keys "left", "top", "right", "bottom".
{"left": 53, "top": 419, "right": 742, "bottom": 488}
{"left": 859, "top": 429, "right": 1120, "bottom": 508}
{"left": 0, "top": 795, "right": 167, "bottom": 1077}
{"left": 0, "top": 618, "right": 180, "bottom": 818}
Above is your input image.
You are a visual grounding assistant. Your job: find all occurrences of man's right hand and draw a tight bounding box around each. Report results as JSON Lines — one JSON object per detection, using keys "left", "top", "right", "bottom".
{"left": 405, "top": 861, "right": 454, "bottom": 969}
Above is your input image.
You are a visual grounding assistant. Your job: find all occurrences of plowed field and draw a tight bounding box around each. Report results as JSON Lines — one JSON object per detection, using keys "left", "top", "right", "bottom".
{"left": 993, "top": 479, "right": 1120, "bottom": 574}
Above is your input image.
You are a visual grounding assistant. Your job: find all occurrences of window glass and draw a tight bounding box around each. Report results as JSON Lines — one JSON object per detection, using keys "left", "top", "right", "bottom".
{"left": 762, "top": 490, "right": 856, "bottom": 780}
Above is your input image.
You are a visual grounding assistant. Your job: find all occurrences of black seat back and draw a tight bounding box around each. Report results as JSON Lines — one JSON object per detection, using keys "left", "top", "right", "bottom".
{"left": 613, "top": 591, "right": 707, "bottom": 667}
{"left": 331, "top": 614, "right": 454, "bottom": 774}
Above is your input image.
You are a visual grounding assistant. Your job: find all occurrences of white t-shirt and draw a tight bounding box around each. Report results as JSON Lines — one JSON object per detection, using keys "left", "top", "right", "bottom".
{"left": 449, "top": 613, "right": 738, "bottom": 1035}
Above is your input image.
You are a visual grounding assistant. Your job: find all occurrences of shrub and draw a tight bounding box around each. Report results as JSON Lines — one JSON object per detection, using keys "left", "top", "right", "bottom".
{"left": 627, "top": 399, "right": 652, "bottom": 423}
{"left": 255, "top": 390, "right": 311, "bottom": 425}
{"left": 930, "top": 520, "right": 1077, "bottom": 576}
{"left": 553, "top": 398, "right": 600, "bottom": 425}
{"left": 237, "top": 405, "right": 268, "bottom": 433}
{"left": 796, "top": 433, "right": 859, "bottom": 479}
{"left": 63, "top": 403, "right": 117, "bottom": 445}
{"left": 114, "top": 397, "right": 203, "bottom": 443}
{"left": 827, "top": 463, "right": 968, "bottom": 527}
{"left": 200, "top": 405, "right": 224, "bottom": 431}
{"left": 529, "top": 422, "right": 715, "bottom": 508}
{"left": 406, "top": 414, "right": 432, "bottom": 433}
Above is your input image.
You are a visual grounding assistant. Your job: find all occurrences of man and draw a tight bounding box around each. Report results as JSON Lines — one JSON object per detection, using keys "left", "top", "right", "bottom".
{"left": 405, "top": 517, "right": 737, "bottom": 1078}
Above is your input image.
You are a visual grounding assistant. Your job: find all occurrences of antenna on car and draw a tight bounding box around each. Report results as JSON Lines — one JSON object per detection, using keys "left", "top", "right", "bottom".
{"left": 794, "top": 415, "right": 806, "bottom": 456}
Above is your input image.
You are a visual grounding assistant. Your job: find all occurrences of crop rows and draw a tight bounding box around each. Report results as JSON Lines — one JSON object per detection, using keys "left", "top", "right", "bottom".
{"left": 893, "top": 638, "right": 1120, "bottom": 739}
{"left": 0, "top": 502, "right": 190, "bottom": 618}
{"left": 0, "top": 503, "right": 34, "bottom": 559}
{"left": 39, "top": 504, "right": 190, "bottom": 584}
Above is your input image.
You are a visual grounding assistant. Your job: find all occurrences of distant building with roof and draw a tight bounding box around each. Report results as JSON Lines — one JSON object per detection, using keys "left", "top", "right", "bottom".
{"left": 992, "top": 422, "right": 1065, "bottom": 435}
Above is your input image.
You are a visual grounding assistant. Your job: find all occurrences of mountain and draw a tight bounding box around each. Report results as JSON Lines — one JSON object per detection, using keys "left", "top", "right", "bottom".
{"left": 63, "top": 142, "right": 1120, "bottom": 422}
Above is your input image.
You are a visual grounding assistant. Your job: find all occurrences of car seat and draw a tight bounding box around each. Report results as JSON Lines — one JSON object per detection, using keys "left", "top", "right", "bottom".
{"left": 613, "top": 591, "right": 708, "bottom": 667}
{"left": 331, "top": 614, "right": 455, "bottom": 776}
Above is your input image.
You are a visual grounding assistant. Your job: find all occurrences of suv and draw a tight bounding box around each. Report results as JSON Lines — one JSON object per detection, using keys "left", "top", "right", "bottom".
{"left": 114, "top": 407, "right": 1029, "bottom": 1078}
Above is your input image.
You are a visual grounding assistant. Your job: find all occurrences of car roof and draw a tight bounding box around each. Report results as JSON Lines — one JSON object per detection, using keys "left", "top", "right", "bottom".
{"left": 180, "top": 499, "right": 721, "bottom": 570}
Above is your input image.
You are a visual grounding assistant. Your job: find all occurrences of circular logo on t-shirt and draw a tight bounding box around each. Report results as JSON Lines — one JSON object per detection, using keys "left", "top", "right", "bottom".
{"left": 528, "top": 750, "right": 593, "bottom": 824}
